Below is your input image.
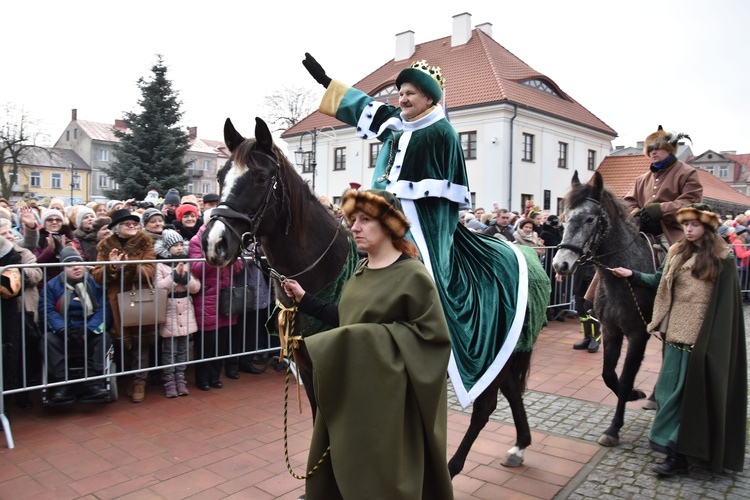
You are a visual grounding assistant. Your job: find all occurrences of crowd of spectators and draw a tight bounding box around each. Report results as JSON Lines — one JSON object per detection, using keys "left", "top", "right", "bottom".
{"left": 0, "top": 190, "right": 273, "bottom": 411}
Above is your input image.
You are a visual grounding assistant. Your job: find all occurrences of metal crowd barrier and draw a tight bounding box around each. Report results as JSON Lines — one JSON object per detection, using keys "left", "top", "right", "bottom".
{"left": 0, "top": 257, "right": 277, "bottom": 449}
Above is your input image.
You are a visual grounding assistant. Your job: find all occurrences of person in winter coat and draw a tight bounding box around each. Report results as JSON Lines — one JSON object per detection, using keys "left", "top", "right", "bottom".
{"left": 33, "top": 208, "right": 75, "bottom": 286}
{"left": 93, "top": 209, "right": 157, "bottom": 403}
{"left": 188, "top": 224, "right": 242, "bottom": 391}
{"left": 612, "top": 203, "right": 747, "bottom": 477}
{"left": 155, "top": 229, "right": 200, "bottom": 398}
{"left": 513, "top": 218, "right": 544, "bottom": 257}
{"left": 41, "top": 246, "right": 111, "bottom": 404}
{"left": 71, "top": 207, "right": 99, "bottom": 262}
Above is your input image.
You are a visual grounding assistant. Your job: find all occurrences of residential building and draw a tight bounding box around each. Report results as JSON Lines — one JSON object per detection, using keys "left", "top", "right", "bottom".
{"left": 53, "top": 110, "right": 225, "bottom": 202}
{"left": 2, "top": 147, "right": 89, "bottom": 205}
{"left": 282, "top": 12, "right": 617, "bottom": 215}
{"left": 688, "top": 150, "right": 750, "bottom": 196}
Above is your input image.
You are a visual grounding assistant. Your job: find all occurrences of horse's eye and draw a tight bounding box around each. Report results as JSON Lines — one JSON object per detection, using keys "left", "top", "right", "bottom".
{"left": 257, "top": 175, "right": 269, "bottom": 184}
{"left": 585, "top": 217, "right": 595, "bottom": 223}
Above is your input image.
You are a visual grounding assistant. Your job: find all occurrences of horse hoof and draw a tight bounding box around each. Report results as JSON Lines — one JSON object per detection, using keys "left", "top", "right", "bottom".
{"left": 501, "top": 452, "right": 524, "bottom": 467}
{"left": 597, "top": 434, "right": 619, "bottom": 447}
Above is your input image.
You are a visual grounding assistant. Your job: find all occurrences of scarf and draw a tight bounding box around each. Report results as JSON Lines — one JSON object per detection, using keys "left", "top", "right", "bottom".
{"left": 64, "top": 277, "right": 99, "bottom": 318}
{"left": 651, "top": 154, "right": 677, "bottom": 171}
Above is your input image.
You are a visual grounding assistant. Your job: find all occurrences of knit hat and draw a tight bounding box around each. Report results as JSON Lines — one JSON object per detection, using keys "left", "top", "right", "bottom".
{"left": 395, "top": 60, "right": 444, "bottom": 104}
{"left": 547, "top": 214, "right": 560, "bottom": 226}
{"left": 161, "top": 229, "right": 184, "bottom": 250}
{"left": 675, "top": 203, "right": 720, "bottom": 229}
{"left": 175, "top": 204, "right": 199, "bottom": 222}
{"left": 105, "top": 200, "right": 122, "bottom": 212}
{"left": 717, "top": 225, "right": 730, "bottom": 238}
{"left": 59, "top": 246, "right": 83, "bottom": 263}
{"left": 41, "top": 209, "right": 64, "bottom": 226}
{"left": 735, "top": 225, "right": 747, "bottom": 236}
{"left": 643, "top": 125, "right": 692, "bottom": 156}
{"left": 180, "top": 194, "right": 200, "bottom": 207}
{"left": 341, "top": 189, "right": 410, "bottom": 238}
{"left": 141, "top": 207, "right": 163, "bottom": 227}
{"left": 92, "top": 217, "right": 111, "bottom": 233}
{"left": 163, "top": 188, "right": 181, "bottom": 206}
{"left": 75, "top": 207, "right": 96, "bottom": 228}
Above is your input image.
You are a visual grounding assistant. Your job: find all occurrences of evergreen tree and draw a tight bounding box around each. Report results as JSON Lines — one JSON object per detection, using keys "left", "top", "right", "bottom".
{"left": 104, "top": 55, "right": 190, "bottom": 200}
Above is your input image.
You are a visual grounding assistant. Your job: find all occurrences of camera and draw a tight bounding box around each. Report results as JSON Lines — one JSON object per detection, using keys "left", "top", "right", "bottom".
{"left": 131, "top": 201, "right": 155, "bottom": 209}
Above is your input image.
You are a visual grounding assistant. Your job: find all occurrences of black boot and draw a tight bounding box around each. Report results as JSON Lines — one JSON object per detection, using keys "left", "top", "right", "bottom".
{"left": 49, "top": 385, "right": 76, "bottom": 404}
{"left": 587, "top": 319, "right": 601, "bottom": 353}
{"left": 651, "top": 453, "right": 688, "bottom": 476}
{"left": 573, "top": 315, "right": 593, "bottom": 350}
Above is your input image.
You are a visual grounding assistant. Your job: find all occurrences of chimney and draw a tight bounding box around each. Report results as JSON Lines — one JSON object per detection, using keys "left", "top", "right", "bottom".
{"left": 452, "top": 12, "right": 472, "bottom": 47}
{"left": 636, "top": 141, "right": 644, "bottom": 149}
{"left": 188, "top": 126, "right": 197, "bottom": 139}
{"left": 721, "top": 150, "right": 737, "bottom": 155}
{"left": 114, "top": 119, "right": 127, "bottom": 130}
{"left": 72, "top": 109, "right": 77, "bottom": 121}
{"left": 395, "top": 30, "right": 415, "bottom": 61}
{"left": 476, "top": 22, "right": 492, "bottom": 38}
{"left": 615, "top": 145, "right": 625, "bottom": 150}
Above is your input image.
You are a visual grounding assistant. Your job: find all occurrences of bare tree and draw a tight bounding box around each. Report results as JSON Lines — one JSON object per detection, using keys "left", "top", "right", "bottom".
{"left": 0, "top": 104, "right": 47, "bottom": 200}
{"left": 262, "top": 86, "right": 319, "bottom": 132}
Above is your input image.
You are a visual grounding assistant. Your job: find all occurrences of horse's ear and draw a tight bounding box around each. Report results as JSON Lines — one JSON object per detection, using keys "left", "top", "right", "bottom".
{"left": 571, "top": 170, "right": 580, "bottom": 187}
{"left": 592, "top": 171, "right": 604, "bottom": 195}
{"left": 254, "top": 118, "right": 274, "bottom": 153}
{"left": 224, "top": 118, "right": 245, "bottom": 153}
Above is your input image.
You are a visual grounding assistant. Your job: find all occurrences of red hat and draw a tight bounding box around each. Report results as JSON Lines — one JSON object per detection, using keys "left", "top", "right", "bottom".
{"left": 175, "top": 204, "right": 199, "bottom": 222}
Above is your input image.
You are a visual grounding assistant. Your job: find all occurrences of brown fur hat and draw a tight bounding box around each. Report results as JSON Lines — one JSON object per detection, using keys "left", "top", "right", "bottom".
{"left": 643, "top": 125, "right": 692, "bottom": 157}
{"left": 341, "top": 189, "right": 410, "bottom": 238}
{"left": 676, "top": 203, "right": 720, "bottom": 229}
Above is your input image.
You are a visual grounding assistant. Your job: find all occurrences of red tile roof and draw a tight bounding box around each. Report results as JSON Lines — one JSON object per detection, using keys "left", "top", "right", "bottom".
{"left": 596, "top": 154, "right": 750, "bottom": 207}
{"left": 76, "top": 120, "right": 123, "bottom": 142}
{"left": 284, "top": 29, "right": 616, "bottom": 138}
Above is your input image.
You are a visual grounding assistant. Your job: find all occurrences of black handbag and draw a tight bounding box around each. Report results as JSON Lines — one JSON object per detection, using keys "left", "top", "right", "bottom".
{"left": 218, "top": 285, "right": 256, "bottom": 316}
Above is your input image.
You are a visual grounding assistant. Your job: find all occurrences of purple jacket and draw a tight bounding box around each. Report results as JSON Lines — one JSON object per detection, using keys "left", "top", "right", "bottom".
{"left": 188, "top": 226, "right": 243, "bottom": 331}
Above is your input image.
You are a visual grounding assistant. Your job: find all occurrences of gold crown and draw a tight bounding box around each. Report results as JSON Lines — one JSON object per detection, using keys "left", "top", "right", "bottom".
{"left": 410, "top": 60, "right": 445, "bottom": 89}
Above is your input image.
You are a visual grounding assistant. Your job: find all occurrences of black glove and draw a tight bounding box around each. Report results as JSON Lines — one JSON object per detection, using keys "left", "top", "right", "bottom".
{"left": 302, "top": 52, "right": 331, "bottom": 88}
{"left": 638, "top": 203, "right": 662, "bottom": 234}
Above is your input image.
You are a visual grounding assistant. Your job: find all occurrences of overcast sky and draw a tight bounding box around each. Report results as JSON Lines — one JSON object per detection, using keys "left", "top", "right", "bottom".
{"left": 5, "top": 0, "right": 749, "bottom": 156}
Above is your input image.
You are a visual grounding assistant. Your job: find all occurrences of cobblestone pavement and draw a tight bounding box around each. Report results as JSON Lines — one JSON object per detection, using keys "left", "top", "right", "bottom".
{"left": 448, "top": 306, "right": 750, "bottom": 499}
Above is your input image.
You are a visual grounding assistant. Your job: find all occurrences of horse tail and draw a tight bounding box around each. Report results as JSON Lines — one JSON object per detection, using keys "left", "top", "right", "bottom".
{"left": 506, "top": 350, "right": 533, "bottom": 393}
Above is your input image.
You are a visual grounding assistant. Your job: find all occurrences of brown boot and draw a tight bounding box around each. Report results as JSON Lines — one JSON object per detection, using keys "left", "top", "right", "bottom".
{"left": 132, "top": 381, "right": 146, "bottom": 403}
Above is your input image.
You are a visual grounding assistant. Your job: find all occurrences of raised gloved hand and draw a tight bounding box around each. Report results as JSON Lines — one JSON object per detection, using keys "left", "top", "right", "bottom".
{"left": 302, "top": 52, "right": 331, "bottom": 88}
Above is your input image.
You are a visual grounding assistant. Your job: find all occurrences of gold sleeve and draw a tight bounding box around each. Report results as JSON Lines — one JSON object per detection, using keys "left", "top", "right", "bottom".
{"left": 319, "top": 80, "right": 350, "bottom": 117}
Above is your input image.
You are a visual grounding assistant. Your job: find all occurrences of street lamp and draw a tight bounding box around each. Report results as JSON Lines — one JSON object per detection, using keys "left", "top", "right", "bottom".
{"left": 69, "top": 162, "right": 77, "bottom": 206}
{"left": 294, "top": 128, "right": 317, "bottom": 193}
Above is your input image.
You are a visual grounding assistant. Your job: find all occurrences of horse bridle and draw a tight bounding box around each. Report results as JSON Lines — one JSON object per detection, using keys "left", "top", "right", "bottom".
{"left": 209, "top": 150, "right": 289, "bottom": 248}
{"left": 208, "top": 149, "right": 344, "bottom": 283}
{"left": 557, "top": 197, "right": 610, "bottom": 268}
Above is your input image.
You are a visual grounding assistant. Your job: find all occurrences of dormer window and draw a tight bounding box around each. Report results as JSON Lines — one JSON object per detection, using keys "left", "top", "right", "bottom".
{"left": 373, "top": 84, "right": 399, "bottom": 104}
{"left": 521, "top": 79, "right": 560, "bottom": 98}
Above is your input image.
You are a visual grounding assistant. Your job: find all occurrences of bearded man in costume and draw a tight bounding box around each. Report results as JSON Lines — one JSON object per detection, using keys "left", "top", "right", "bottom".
{"left": 303, "top": 53, "right": 549, "bottom": 407}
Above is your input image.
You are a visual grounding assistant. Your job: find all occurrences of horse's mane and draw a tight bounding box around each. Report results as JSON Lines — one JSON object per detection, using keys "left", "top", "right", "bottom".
{"left": 231, "top": 138, "right": 317, "bottom": 244}
{"left": 566, "top": 180, "right": 629, "bottom": 226}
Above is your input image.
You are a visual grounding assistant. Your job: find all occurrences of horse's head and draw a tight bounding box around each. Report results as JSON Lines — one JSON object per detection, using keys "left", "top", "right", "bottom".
{"left": 553, "top": 171, "right": 614, "bottom": 275}
{"left": 202, "top": 117, "right": 291, "bottom": 267}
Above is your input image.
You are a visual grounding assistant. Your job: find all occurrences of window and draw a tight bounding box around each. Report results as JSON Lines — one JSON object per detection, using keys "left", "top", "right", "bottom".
{"left": 74, "top": 128, "right": 78, "bottom": 139}
{"left": 99, "top": 149, "right": 109, "bottom": 161}
{"left": 521, "top": 79, "right": 560, "bottom": 97}
{"left": 558, "top": 142, "right": 568, "bottom": 169}
{"left": 557, "top": 198, "right": 565, "bottom": 217}
{"left": 187, "top": 160, "right": 195, "bottom": 173}
{"left": 202, "top": 183, "right": 211, "bottom": 194}
{"left": 203, "top": 159, "right": 210, "bottom": 171}
{"left": 98, "top": 175, "right": 108, "bottom": 188}
{"left": 300, "top": 152, "right": 314, "bottom": 174}
{"left": 522, "top": 133, "right": 534, "bottom": 162}
{"left": 51, "top": 173, "right": 62, "bottom": 189}
{"left": 587, "top": 150, "right": 596, "bottom": 171}
{"left": 719, "top": 165, "right": 728, "bottom": 178}
{"left": 369, "top": 143, "right": 381, "bottom": 169}
{"left": 705, "top": 165, "right": 714, "bottom": 175}
{"left": 30, "top": 171, "right": 42, "bottom": 187}
{"left": 66, "top": 130, "right": 70, "bottom": 141}
{"left": 72, "top": 174, "right": 81, "bottom": 190}
{"left": 460, "top": 131, "right": 477, "bottom": 160}
{"left": 334, "top": 147, "right": 346, "bottom": 171}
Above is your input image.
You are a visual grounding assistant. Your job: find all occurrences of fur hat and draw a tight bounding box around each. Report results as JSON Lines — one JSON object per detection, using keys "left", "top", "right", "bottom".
{"left": 676, "top": 203, "right": 720, "bottom": 229}
{"left": 163, "top": 188, "right": 181, "bottom": 206}
{"left": 175, "top": 204, "right": 199, "bottom": 222}
{"left": 92, "top": 217, "right": 111, "bottom": 233}
{"left": 59, "top": 246, "right": 83, "bottom": 263}
{"left": 41, "top": 209, "right": 64, "bottom": 226}
{"left": 643, "top": 125, "right": 692, "bottom": 157}
{"left": 160, "top": 229, "right": 184, "bottom": 250}
{"left": 341, "top": 189, "right": 410, "bottom": 238}
{"left": 395, "top": 60, "right": 445, "bottom": 104}
{"left": 141, "top": 207, "right": 163, "bottom": 227}
{"left": 75, "top": 207, "right": 96, "bottom": 228}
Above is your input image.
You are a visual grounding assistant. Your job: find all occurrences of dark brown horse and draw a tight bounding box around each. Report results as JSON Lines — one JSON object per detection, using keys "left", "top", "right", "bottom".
{"left": 202, "top": 117, "right": 550, "bottom": 477}
{"left": 553, "top": 171, "right": 656, "bottom": 446}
